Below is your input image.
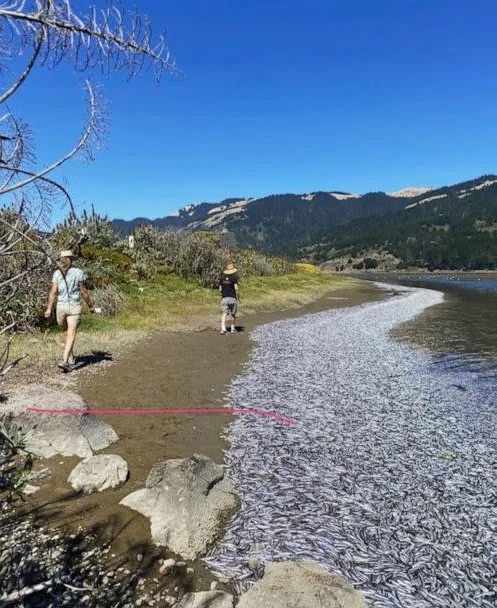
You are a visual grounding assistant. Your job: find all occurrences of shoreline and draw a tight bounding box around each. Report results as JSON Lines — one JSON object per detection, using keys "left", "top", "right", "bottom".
{"left": 204, "top": 285, "right": 496, "bottom": 607}
{"left": 341, "top": 269, "right": 497, "bottom": 279}
{"left": 1, "top": 280, "right": 390, "bottom": 600}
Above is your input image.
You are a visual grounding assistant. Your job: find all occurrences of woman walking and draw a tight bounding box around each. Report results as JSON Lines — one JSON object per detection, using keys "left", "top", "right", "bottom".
{"left": 44, "top": 250, "right": 95, "bottom": 371}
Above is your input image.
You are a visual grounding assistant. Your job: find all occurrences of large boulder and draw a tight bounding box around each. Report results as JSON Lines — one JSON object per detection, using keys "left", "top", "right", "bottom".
{"left": 68, "top": 454, "right": 128, "bottom": 493}
{"left": 3, "top": 385, "right": 118, "bottom": 458}
{"left": 174, "top": 591, "right": 234, "bottom": 608}
{"left": 236, "top": 561, "right": 366, "bottom": 608}
{"left": 120, "top": 454, "right": 238, "bottom": 560}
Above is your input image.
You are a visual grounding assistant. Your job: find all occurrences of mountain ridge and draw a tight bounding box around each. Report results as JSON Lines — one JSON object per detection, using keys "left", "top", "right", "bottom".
{"left": 309, "top": 175, "right": 497, "bottom": 271}
{"left": 112, "top": 174, "right": 497, "bottom": 265}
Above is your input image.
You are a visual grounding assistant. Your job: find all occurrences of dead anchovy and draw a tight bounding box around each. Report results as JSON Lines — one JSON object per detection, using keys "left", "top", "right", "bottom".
{"left": 205, "top": 286, "right": 497, "bottom": 608}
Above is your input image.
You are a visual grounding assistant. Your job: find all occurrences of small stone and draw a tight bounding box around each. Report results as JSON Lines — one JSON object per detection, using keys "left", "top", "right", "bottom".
{"left": 136, "top": 553, "right": 144, "bottom": 562}
{"left": 22, "top": 484, "right": 40, "bottom": 495}
{"left": 210, "top": 581, "right": 218, "bottom": 590}
{"left": 159, "top": 558, "right": 176, "bottom": 575}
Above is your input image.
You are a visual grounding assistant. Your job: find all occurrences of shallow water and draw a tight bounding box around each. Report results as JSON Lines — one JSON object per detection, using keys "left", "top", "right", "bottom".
{"left": 206, "top": 285, "right": 497, "bottom": 607}
{"left": 376, "top": 275, "right": 497, "bottom": 377}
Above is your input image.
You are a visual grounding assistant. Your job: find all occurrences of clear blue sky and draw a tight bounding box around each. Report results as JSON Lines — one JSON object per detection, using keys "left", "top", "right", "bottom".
{"left": 9, "top": 0, "right": 497, "bottom": 222}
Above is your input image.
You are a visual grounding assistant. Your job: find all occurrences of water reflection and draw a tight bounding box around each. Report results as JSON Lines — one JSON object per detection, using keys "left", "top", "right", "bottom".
{"left": 362, "top": 275, "right": 497, "bottom": 377}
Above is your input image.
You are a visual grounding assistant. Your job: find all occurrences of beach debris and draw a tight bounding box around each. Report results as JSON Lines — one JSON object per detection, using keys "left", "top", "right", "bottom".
{"left": 206, "top": 286, "right": 497, "bottom": 608}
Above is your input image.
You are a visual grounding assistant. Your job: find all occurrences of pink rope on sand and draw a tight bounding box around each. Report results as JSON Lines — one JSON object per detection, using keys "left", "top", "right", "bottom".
{"left": 26, "top": 406, "right": 297, "bottom": 425}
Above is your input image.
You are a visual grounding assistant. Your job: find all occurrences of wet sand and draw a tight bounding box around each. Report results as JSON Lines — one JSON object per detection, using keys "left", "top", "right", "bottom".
{"left": 20, "top": 281, "right": 388, "bottom": 588}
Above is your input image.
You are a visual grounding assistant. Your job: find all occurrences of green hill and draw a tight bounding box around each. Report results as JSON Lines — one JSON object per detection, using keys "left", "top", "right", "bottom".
{"left": 309, "top": 176, "right": 497, "bottom": 270}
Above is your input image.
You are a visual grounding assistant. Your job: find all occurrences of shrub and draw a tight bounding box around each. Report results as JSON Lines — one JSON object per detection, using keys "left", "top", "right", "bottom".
{"left": 364, "top": 257, "right": 378, "bottom": 269}
{"left": 129, "top": 226, "right": 181, "bottom": 279}
{"left": 234, "top": 250, "right": 295, "bottom": 277}
{"left": 252, "top": 255, "right": 276, "bottom": 276}
{"left": 0, "top": 209, "right": 51, "bottom": 331}
{"left": 175, "top": 233, "right": 228, "bottom": 287}
{"left": 295, "top": 262, "right": 321, "bottom": 274}
{"left": 53, "top": 209, "right": 118, "bottom": 252}
{"left": 0, "top": 417, "right": 33, "bottom": 498}
{"left": 80, "top": 244, "right": 133, "bottom": 286}
{"left": 92, "top": 284, "right": 126, "bottom": 317}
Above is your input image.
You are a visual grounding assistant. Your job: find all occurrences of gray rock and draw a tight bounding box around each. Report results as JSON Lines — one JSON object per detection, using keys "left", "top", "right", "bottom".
{"left": 68, "top": 454, "right": 128, "bottom": 493}
{"left": 174, "top": 591, "right": 234, "bottom": 608}
{"left": 236, "top": 561, "right": 366, "bottom": 608}
{"left": 120, "top": 455, "right": 238, "bottom": 559}
{"left": 3, "top": 385, "right": 118, "bottom": 458}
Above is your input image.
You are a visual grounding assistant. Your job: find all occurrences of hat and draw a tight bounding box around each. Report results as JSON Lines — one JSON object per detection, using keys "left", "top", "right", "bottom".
{"left": 58, "top": 249, "right": 75, "bottom": 259}
{"left": 223, "top": 263, "right": 237, "bottom": 275}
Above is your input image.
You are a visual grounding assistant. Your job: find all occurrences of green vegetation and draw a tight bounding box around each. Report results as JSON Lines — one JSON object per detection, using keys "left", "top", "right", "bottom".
{"left": 4, "top": 209, "right": 350, "bottom": 369}
{"left": 0, "top": 419, "right": 33, "bottom": 499}
{"left": 310, "top": 178, "right": 497, "bottom": 270}
{"left": 113, "top": 192, "right": 407, "bottom": 255}
{"left": 7, "top": 257, "right": 347, "bottom": 374}
{"left": 113, "top": 175, "right": 497, "bottom": 271}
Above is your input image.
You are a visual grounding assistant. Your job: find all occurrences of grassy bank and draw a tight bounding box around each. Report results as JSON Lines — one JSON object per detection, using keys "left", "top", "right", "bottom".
{"left": 7, "top": 270, "right": 359, "bottom": 374}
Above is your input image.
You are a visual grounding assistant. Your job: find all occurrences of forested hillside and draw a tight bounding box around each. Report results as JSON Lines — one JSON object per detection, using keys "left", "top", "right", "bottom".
{"left": 310, "top": 179, "right": 497, "bottom": 270}
{"left": 112, "top": 192, "right": 408, "bottom": 253}
{"left": 113, "top": 175, "right": 497, "bottom": 269}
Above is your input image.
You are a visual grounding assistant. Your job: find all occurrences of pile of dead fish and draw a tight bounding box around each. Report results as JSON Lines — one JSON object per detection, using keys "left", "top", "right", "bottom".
{"left": 205, "top": 285, "right": 497, "bottom": 608}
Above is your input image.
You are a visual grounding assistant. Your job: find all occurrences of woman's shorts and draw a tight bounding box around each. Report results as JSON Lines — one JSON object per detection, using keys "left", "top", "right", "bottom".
{"left": 56, "top": 304, "right": 82, "bottom": 327}
{"left": 221, "top": 297, "right": 237, "bottom": 315}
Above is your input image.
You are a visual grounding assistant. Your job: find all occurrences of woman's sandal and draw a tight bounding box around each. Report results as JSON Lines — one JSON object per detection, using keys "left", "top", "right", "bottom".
{"left": 57, "top": 361, "right": 72, "bottom": 373}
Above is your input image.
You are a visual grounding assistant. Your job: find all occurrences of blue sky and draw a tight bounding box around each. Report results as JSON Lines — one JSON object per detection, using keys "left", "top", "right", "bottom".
{"left": 8, "top": 0, "right": 497, "bottom": 222}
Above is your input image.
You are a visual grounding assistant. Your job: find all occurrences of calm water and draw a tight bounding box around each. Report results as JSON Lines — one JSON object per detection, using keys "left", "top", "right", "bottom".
{"left": 363, "top": 274, "right": 497, "bottom": 377}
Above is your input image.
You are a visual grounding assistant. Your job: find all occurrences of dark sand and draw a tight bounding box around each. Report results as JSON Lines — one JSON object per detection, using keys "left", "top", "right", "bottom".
{"left": 19, "top": 281, "right": 388, "bottom": 589}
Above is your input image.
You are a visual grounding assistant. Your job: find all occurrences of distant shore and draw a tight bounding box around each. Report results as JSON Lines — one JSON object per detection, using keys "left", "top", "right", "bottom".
{"left": 345, "top": 269, "right": 497, "bottom": 277}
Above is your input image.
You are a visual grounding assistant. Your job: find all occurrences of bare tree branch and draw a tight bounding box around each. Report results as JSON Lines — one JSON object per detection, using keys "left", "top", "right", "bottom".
{"left": 0, "top": 30, "right": 43, "bottom": 104}
{"left": 0, "top": 79, "right": 102, "bottom": 196}
{"left": 0, "top": 0, "right": 175, "bottom": 379}
{"left": 0, "top": 0, "right": 178, "bottom": 80}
